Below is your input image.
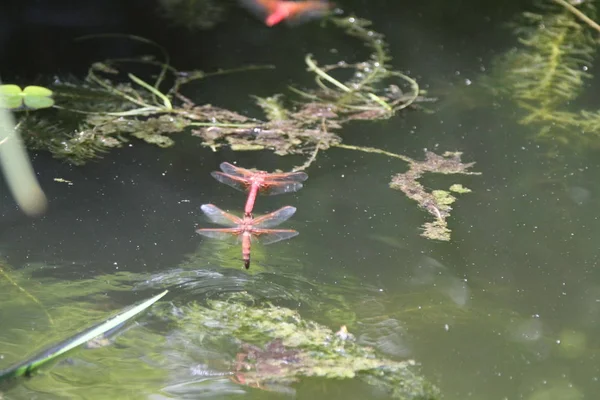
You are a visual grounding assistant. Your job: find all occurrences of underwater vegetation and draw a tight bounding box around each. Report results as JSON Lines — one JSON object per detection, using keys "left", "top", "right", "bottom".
{"left": 155, "top": 291, "right": 441, "bottom": 399}
{"left": 0, "top": 261, "right": 441, "bottom": 399}
{"left": 389, "top": 151, "right": 479, "bottom": 241}
{"left": 490, "top": 0, "right": 600, "bottom": 150}
{"left": 5, "top": 16, "right": 420, "bottom": 165}
{"left": 0, "top": 12, "right": 477, "bottom": 240}
{"left": 0, "top": 290, "right": 167, "bottom": 382}
{"left": 3, "top": 258, "right": 595, "bottom": 399}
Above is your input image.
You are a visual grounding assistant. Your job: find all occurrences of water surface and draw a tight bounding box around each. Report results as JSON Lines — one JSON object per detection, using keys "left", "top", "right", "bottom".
{"left": 1, "top": 1, "right": 599, "bottom": 399}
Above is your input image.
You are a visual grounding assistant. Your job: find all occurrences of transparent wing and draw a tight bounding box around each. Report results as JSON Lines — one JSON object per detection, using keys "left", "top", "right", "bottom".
{"left": 218, "top": 162, "right": 256, "bottom": 178}
{"left": 252, "top": 206, "right": 297, "bottom": 228}
{"left": 263, "top": 181, "right": 304, "bottom": 196}
{"left": 196, "top": 228, "right": 240, "bottom": 242}
{"left": 211, "top": 171, "right": 251, "bottom": 192}
{"left": 252, "top": 229, "right": 299, "bottom": 245}
{"left": 265, "top": 171, "right": 308, "bottom": 183}
{"left": 200, "top": 204, "right": 242, "bottom": 227}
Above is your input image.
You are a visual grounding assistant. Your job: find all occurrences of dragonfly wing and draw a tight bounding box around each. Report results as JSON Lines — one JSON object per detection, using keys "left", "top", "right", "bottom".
{"left": 200, "top": 204, "right": 242, "bottom": 226}
{"left": 263, "top": 181, "right": 304, "bottom": 196}
{"left": 253, "top": 206, "right": 297, "bottom": 228}
{"left": 218, "top": 162, "right": 256, "bottom": 178}
{"left": 266, "top": 171, "right": 308, "bottom": 182}
{"left": 196, "top": 228, "right": 241, "bottom": 243}
{"left": 211, "top": 171, "right": 251, "bottom": 193}
{"left": 253, "top": 229, "right": 299, "bottom": 245}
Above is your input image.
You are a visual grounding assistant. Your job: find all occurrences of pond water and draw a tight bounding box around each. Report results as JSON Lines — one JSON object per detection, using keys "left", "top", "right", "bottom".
{"left": 2, "top": 0, "right": 600, "bottom": 399}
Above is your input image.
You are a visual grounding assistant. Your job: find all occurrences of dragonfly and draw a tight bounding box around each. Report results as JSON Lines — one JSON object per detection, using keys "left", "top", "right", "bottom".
{"left": 211, "top": 162, "right": 308, "bottom": 217}
{"left": 238, "top": 0, "right": 334, "bottom": 27}
{"left": 197, "top": 204, "right": 298, "bottom": 269}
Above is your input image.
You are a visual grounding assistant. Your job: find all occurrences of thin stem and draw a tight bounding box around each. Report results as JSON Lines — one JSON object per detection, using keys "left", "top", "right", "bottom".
{"left": 553, "top": 0, "right": 600, "bottom": 33}
{"left": 293, "top": 140, "right": 322, "bottom": 172}
{"left": 87, "top": 71, "right": 153, "bottom": 109}
{"left": 128, "top": 73, "right": 172, "bottom": 110}
{"left": 187, "top": 122, "right": 257, "bottom": 128}
{"left": 172, "top": 65, "right": 275, "bottom": 95}
{"left": 333, "top": 143, "right": 414, "bottom": 163}
{"left": 306, "top": 55, "right": 393, "bottom": 112}
{"left": 76, "top": 33, "right": 171, "bottom": 107}
{"left": 305, "top": 54, "right": 352, "bottom": 93}
{"left": 391, "top": 71, "right": 420, "bottom": 112}
{"left": 0, "top": 264, "right": 54, "bottom": 326}
{"left": 53, "top": 105, "right": 164, "bottom": 117}
{"left": 287, "top": 86, "right": 320, "bottom": 100}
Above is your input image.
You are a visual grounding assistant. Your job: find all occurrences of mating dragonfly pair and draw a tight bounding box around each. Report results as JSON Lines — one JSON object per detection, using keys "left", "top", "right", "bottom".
{"left": 197, "top": 162, "right": 308, "bottom": 269}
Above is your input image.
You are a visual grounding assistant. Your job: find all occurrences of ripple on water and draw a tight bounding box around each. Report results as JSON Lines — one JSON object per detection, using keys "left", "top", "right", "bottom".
{"left": 357, "top": 317, "right": 411, "bottom": 358}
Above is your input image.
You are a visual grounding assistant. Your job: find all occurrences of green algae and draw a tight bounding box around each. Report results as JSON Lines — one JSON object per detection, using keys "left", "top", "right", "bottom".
{"left": 163, "top": 292, "right": 440, "bottom": 399}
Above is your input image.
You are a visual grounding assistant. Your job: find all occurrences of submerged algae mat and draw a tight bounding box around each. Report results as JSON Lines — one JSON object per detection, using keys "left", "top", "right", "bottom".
{"left": 0, "top": 264, "right": 439, "bottom": 399}
{"left": 154, "top": 292, "right": 440, "bottom": 399}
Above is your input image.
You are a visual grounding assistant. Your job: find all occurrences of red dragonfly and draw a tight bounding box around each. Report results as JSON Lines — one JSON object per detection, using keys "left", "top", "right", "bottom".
{"left": 197, "top": 204, "right": 298, "bottom": 269}
{"left": 238, "top": 0, "right": 334, "bottom": 27}
{"left": 211, "top": 162, "right": 308, "bottom": 217}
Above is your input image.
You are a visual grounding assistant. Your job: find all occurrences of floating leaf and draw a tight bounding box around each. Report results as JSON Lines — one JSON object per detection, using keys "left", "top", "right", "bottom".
{"left": 0, "top": 84, "right": 22, "bottom": 109}
{"left": 0, "top": 85, "right": 54, "bottom": 110}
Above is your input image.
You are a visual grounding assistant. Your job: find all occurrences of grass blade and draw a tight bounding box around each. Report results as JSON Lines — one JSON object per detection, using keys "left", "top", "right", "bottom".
{"left": 128, "top": 73, "right": 172, "bottom": 110}
{"left": 0, "top": 290, "right": 168, "bottom": 382}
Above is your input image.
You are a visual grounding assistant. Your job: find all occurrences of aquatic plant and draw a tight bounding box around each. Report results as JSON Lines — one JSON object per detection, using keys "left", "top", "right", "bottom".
{"left": 10, "top": 15, "right": 420, "bottom": 164}
{"left": 162, "top": 291, "right": 441, "bottom": 399}
{"left": 0, "top": 85, "right": 54, "bottom": 111}
{"left": 390, "top": 151, "right": 480, "bottom": 241}
{"left": 4, "top": 14, "right": 476, "bottom": 240}
{"left": 333, "top": 145, "right": 480, "bottom": 241}
{"left": 0, "top": 290, "right": 167, "bottom": 382}
{"left": 192, "top": 15, "right": 423, "bottom": 158}
{"left": 490, "top": 0, "right": 600, "bottom": 148}
{"left": 0, "top": 260, "right": 440, "bottom": 398}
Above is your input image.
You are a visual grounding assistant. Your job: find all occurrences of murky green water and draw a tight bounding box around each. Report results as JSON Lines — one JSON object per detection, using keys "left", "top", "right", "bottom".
{"left": 2, "top": 0, "right": 600, "bottom": 399}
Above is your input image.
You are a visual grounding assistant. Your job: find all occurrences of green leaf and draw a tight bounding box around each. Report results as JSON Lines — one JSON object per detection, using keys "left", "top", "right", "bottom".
{"left": 0, "top": 84, "right": 23, "bottom": 110}
{"left": 0, "top": 289, "right": 168, "bottom": 382}
{"left": 0, "top": 84, "right": 54, "bottom": 110}
{"left": 23, "top": 86, "right": 55, "bottom": 109}
{"left": 22, "top": 86, "right": 53, "bottom": 97}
